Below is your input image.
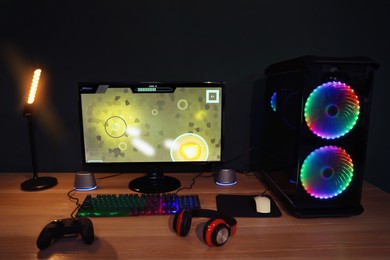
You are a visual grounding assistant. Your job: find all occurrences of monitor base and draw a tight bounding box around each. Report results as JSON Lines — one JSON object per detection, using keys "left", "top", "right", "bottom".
{"left": 21, "top": 176, "right": 58, "bottom": 191}
{"left": 129, "top": 172, "right": 181, "bottom": 193}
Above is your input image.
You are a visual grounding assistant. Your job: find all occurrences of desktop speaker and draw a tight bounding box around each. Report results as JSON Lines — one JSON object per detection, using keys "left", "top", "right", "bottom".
{"left": 74, "top": 172, "right": 97, "bottom": 191}
{"left": 261, "top": 56, "right": 378, "bottom": 217}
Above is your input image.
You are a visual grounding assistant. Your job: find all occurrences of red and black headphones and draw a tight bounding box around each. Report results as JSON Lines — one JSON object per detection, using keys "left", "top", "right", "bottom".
{"left": 172, "top": 209, "right": 237, "bottom": 247}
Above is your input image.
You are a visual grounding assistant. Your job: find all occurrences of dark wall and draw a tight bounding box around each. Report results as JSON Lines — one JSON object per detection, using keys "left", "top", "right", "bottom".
{"left": 1, "top": 1, "right": 389, "bottom": 192}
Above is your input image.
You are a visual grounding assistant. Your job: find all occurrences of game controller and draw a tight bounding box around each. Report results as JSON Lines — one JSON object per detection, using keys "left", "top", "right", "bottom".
{"left": 37, "top": 217, "right": 94, "bottom": 250}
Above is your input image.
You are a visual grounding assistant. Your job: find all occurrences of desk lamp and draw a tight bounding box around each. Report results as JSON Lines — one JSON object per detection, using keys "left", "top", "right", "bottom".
{"left": 21, "top": 68, "right": 58, "bottom": 191}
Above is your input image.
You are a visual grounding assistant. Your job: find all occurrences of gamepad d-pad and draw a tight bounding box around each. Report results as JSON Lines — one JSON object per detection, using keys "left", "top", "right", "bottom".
{"left": 37, "top": 217, "right": 94, "bottom": 250}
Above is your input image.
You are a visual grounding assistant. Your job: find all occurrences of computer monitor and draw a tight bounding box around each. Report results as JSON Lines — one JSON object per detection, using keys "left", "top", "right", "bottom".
{"left": 78, "top": 82, "right": 224, "bottom": 193}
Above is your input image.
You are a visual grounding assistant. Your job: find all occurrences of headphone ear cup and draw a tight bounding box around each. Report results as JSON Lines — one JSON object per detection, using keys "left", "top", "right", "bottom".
{"left": 173, "top": 210, "right": 192, "bottom": 237}
{"left": 203, "top": 218, "right": 231, "bottom": 247}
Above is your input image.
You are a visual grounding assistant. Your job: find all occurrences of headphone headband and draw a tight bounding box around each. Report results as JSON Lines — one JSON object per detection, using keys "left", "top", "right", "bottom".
{"left": 188, "top": 209, "right": 237, "bottom": 228}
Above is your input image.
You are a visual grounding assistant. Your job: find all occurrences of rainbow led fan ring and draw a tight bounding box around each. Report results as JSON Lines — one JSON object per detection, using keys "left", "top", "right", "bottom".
{"left": 270, "top": 91, "right": 277, "bottom": 112}
{"left": 300, "top": 146, "right": 354, "bottom": 199}
{"left": 304, "top": 81, "right": 360, "bottom": 139}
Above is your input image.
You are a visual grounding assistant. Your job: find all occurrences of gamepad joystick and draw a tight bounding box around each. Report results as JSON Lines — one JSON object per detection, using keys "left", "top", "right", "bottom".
{"left": 37, "top": 217, "right": 94, "bottom": 250}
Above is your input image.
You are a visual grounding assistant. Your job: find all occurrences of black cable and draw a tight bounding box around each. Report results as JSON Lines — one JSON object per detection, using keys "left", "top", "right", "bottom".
{"left": 96, "top": 173, "right": 123, "bottom": 180}
{"left": 175, "top": 172, "right": 204, "bottom": 194}
{"left": 210, "top": 146, "right": 255, "bottom": 173}
{"left": 260, "top": 189, "right": 270, "bottom": 197}
{"left": 221, "top": 146, "right": 254, "bottom": 166}
{"left": 236, "top": 169, "right": 254, "bottom": 176}
{"left": 67, "top": 189, "right": 81, "bottom": 219}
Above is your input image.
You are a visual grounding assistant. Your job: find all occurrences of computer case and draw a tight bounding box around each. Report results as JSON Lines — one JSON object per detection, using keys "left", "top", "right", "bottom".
{"left": 261, "top": 55, "right": 378, "bottom": 217}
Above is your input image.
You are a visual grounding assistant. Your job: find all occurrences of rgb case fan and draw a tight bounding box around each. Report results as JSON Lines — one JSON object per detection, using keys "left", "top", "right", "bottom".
{"left": 304, "top": 81, "right": 360, "bottom": 140}
{"left": 270, "top": 92, "right": 277, "bottom": 112}
{"left": 261, "top": 56, "right": 378, "bottom": 217}
{"left": 300, "top": 146, "right": 354, "bottom": 199}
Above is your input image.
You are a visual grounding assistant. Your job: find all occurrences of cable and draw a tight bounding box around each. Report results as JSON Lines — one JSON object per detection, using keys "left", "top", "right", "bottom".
{"left": 67, "top": 189, "right": 81, "bottom": 219}
{"left": 211, "top": 146, "right": 255, "bottom": 173}
{"left": 222, "top": 146, "right": 254, "bottom": 166}
{"left": 96, "top": 173, "right": 123, "bottom": 180}
{"left": 236, "top": 169, "right": 255, "bottom": 176}
{"left": 175, "top": 172, "right": 204, "bottom": 194}
{"left": 260, "top": 189, "right": 270, "bottom": 197}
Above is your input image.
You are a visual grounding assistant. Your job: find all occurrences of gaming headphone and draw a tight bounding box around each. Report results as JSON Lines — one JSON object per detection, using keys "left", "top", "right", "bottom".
{"left": 172, "top": 209, "right": 237, "bottom": 247}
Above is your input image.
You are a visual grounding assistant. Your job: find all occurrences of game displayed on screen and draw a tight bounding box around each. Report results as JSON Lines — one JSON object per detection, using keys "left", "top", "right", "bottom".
{"left": 80, "top": 85, "right": 222, "bottom": 163}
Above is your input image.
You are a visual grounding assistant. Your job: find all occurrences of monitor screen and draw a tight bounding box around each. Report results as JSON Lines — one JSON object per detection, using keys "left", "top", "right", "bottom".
{"left": 78, "top": 82, "right": 224, "bottom": 192}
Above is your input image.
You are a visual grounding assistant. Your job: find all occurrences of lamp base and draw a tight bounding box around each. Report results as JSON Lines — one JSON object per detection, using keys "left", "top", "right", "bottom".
{"left": 21, "top": 176, "right": 58, "bottom": 191}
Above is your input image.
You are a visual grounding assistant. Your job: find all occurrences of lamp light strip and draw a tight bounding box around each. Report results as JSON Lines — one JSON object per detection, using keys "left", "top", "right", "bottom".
{"left": 27, "top": 69, "right": 42, "bottom": 104}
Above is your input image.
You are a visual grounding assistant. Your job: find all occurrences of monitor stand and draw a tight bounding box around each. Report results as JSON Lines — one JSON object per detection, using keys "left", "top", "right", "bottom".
{"left": 128, "top": 170, "right": 181, "bottom": 193}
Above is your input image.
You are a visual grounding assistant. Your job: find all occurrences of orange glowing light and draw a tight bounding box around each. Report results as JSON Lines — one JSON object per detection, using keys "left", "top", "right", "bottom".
{"left": 27, "top": 69, "right": 41, "bottom": 104}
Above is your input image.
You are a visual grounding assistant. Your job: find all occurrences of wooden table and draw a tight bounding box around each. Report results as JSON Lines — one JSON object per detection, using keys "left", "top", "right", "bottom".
{"left": 1, "top": 172, "right": 389, "bottom": 259}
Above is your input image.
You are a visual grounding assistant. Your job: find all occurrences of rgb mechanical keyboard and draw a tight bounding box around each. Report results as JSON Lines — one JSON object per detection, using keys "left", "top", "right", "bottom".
{"left": 76, "top": 193, "right": 201, "bottom": 217}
